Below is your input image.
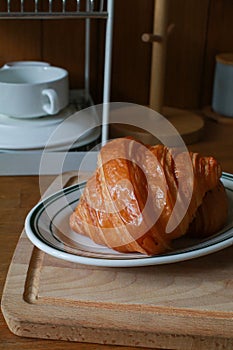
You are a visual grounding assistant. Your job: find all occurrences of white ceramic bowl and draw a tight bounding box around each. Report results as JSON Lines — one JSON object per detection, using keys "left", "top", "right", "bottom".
{"left": 0, "top": 66, "right": 69, "bottom": 118}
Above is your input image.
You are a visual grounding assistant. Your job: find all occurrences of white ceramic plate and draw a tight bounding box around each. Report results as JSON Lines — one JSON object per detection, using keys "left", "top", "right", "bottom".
{"left": 25, "top": 172, "right": 233, "bottom": 267}
{"left": 0, "top": 101, "right": 99, "bottom": 150}
{"left": 0, "top": 126, "right": 100, "bottom": 153}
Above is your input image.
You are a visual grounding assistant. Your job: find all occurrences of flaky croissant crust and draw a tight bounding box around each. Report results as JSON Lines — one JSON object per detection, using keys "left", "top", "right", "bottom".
{"left": 70, "top": 138, "right": 228, "bottom": 255}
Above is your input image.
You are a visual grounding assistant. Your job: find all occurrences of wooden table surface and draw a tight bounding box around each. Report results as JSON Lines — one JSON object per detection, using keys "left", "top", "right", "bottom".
{"left": 0, "top": 118, "right": 233, "bottom": 350}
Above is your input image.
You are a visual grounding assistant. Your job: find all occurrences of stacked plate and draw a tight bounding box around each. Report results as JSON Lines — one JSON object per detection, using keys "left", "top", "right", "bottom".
{"left": 0, "top": 90, "right": 101, "bottom": 153}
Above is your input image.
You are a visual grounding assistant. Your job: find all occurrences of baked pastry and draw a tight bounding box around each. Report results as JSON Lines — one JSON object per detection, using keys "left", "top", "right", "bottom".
{"left": 187, "top": 180, "right": 228, "bottom": 238}
{"left": 70, "top": 137, "right": 228, "bottom": 255}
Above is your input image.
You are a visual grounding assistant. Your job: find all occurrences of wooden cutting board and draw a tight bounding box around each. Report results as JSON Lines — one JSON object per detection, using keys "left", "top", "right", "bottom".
{"left": 1, "top": 172, "right": 233, "bottom": 350}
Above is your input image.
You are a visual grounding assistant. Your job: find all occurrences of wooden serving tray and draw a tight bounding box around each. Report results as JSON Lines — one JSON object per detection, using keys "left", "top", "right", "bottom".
{"left": 1, "top": 172, "right": 233, "bottom": 349}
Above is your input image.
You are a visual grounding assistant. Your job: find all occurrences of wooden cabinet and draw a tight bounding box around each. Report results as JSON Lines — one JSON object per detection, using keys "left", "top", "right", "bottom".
{"left": 0, "top": 0, "right": 232, "bottom": 109}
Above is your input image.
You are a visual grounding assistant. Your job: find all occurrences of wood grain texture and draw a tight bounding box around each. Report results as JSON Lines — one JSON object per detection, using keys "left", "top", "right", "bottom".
{"left": 188, "top": 119, "right": 233, "bottom": 175}
{"left": 0, "top": 1, "right": 232, "bottom": 109}
{"left": 163, "top": 107, "right": 204, "bottom": 144}
{"left": 110, "top": 0, "right": 153, "bottom": 105}
{"left": 202, "top": 106, "right": 233, "bottom": 124}
{"left": 2, "top": 213, "right": 233, "bottom": 349}
{"left": 164, "top": 0, "right": 210, "bottom": 109}
{"left": 1, "top": 119, "right": 233, "bottom": 350}
{"left": 201, "top": 0, "right": 233, "bottom": 106}
{"left": 149, "top": 0, "right": 169, "bottom": 112}
{"left": 0, "top": 20, "right": 41, "bottom": 67}
{"left": 1, "top": 163, "right": 233, "bottom": 349}
{"left": 109, "top": 107, "right": 204, "bottom": 145}
{"left": 2, "top": 234, "right": 233, "bottom": 350}
{"left": 42, "top": 19, "right": 86, "bottom": 88}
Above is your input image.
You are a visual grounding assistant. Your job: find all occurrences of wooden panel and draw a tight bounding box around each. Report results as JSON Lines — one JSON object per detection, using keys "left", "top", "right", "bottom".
{"left": 0, "top": 20, "right": 41, "bottom": 67}
{"left": 201, "top": 0, "right": 233, "bottom": 107}
{"left": 42, "top": 19, "right": 86, "bottom": 88}
{"left": 109, "top": 0, "right": 212, "bottom": 109}
{"left": 164, "top": 0, "right": 210, "bottom": 109}
{"left": 110, "top": 0, "right": 154, "bottom": 105}
{"left": 0, "top": 1, "right": 232, "bottom": 110}
{"left": 42, "top": 18, "right": 100, "bottom": 101}
{"left": 1, "top": 172, "right": 233, "bottom": 349}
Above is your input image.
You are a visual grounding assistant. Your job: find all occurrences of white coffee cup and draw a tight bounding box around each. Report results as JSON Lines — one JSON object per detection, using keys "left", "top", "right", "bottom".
{"left": 0, "top": 66, "right": 69, "bottom": 118}
{"left": 2, "top": 61, "right": 50, "bottom": 69}
{"left": 212, "top": 53, "right": 233, "bottom": 117}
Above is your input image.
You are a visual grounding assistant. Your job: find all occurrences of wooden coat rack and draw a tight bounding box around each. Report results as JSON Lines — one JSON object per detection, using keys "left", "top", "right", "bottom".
{"left": 110, "top": 0, "right": 204, "bottom": 145}
{"left": 142, "top": 0, "right": 204, "bottom": 145}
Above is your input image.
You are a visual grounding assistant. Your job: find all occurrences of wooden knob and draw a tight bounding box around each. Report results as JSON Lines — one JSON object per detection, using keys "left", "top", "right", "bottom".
{"left": 141, "top": 33, "right": 163, "bottom": 43}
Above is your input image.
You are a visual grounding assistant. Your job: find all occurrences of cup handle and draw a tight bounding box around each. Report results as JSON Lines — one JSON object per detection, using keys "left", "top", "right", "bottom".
{"left": 42, "top": 88, "right": 60, "bottom": 115}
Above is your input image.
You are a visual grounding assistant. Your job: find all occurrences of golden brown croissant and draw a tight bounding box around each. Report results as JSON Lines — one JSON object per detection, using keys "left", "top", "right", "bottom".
{"left": 70, "top": 137, "right": 228, "bottom": 255}
{"left": 187, "top": 180, "right": 228, "bottom": 238}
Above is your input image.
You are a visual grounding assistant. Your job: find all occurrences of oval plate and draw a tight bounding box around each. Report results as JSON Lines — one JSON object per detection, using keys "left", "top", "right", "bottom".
{"left": 25, "top": 172, "right": 233, "bottom": 267}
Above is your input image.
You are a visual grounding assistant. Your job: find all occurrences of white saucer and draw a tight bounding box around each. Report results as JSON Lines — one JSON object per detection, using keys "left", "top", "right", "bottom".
{"left": 0, "top": 103, "right": 100, "bottom": 150}
{"left": 0, "top": 126, "right": 100, "bottom": 153}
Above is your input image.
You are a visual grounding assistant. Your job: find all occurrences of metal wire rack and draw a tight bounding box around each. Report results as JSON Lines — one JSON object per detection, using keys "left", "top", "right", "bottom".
{"left": 0, "top": 0, "right": 108, "bottom": 19}
{"left": 0, "top": 0, "right": 114, "bottom": 143}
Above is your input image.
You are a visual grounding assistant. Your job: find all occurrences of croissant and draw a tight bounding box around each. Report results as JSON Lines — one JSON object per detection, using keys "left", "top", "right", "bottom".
{"left": 187, "top": 180, "right": 228, "bottom": 238}
{"left": 70, "top": 137, "right": 228, "bottom": 255}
